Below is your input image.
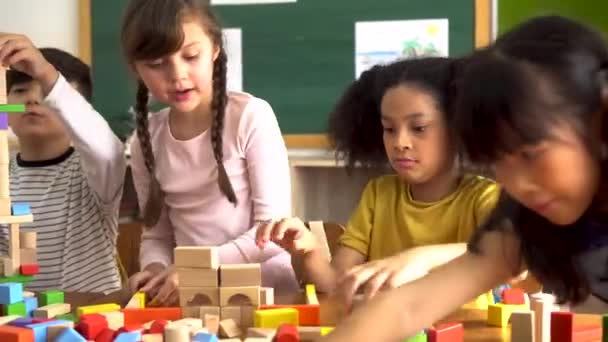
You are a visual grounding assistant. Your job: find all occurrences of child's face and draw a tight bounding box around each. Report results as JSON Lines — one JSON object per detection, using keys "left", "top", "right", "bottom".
{"left": 134, "top": 20, "right": 219, "bottom": 115}
{"left": 7, "top": 80, "right": 69, "bottom": 142}
{"left": 492, "top": 121, "right": 600, "bottom": 225}
{"left": 380, "top": 85, "right": 452, "bottom": 185}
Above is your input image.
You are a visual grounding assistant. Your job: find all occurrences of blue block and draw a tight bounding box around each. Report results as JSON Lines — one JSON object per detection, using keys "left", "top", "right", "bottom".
{"left": 11, "top": 203, "right": 31, "bottom": 216}
{"left": 0, "top": 283, "right": 23, "bottom": 304}
{"left": 55, "top": 327, "right": 86, "bottom": 342}
{"left": 27, "top": 319, "right": 72, "bottom": 342}
{"left": 114, "top": 331, "right": 142, "bottom": 342}
{"left": 24, "top": 296, "right": 37, "bottom": 317}
{"left": 193, "top": 332, "right": 219, "bottom": 342}
{"left": 9, "top": 317, "right": 34, "bottom": 327}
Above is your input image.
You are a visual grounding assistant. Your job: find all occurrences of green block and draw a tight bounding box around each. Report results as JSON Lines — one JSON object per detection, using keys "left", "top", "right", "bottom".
{"left": 3, "top": 301, "right": 26, "bottom": 316}
{"left": 0, "top": 104, "right": 25, "bottom": 113}
{"left": 0, "top": 274, "right": 34, "bottom": 285}
{"left": 603, "top": 314, "right": 608, "bottom": 342}
{"left": 56, "top": 313, "right": 76, "bottom": 322}
{"left": 40, "top": 290, "right": 64, "bottom": 306}
{"left": 405, "top": 331, "right": 427, "bottom": 342}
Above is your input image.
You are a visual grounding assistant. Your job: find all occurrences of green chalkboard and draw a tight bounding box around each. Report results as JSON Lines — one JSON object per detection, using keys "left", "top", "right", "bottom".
{"left": 91, "top": 1, "right": 475, "bottom": 137}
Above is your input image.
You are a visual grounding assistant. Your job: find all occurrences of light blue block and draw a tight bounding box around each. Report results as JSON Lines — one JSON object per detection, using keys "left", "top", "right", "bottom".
{"left": 0, "top": 283, "right": 23, "bottom": 304}
{"left": 114, "top": 331, "right": 142, "bottom": 342}
{"left": 55, "top": 327, "right": 86, "bottom": 342}
{"left": 193, "top": 332, "right": 219, "bottom": 342}
{"left": 27, "top": 319, "right": 73, "bottom": 342}
{"left": 24, "top": 296, "right": 37, "bottom": 317}
{"left": 11, "top": 203, "right": 31, "bottom": 216}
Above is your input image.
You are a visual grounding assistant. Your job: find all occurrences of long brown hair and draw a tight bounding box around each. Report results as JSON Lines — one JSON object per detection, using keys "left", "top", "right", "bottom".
{"left": 121, "top": 0, "right": 237, "bottom": 227}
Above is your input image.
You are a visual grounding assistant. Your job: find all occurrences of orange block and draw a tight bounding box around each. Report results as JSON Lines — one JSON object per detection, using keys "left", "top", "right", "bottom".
{"left": 0, "top": 325, "right": 35, "bottom": 342}
{"left": 260, "top": 305, "right": 320, "bottom": 326}
{"left": 572, "top": 325, "right": 601, "bottom": 342}
{"left": 121, "top": 308, "right": 182, "bottom": 326}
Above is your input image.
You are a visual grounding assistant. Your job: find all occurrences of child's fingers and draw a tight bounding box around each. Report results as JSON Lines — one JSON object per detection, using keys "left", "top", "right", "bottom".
{"left": 338, "top": 267, "right": 380, "bottom": 309}
{"left": 255, "top": 221, "right": 275, "bottom": 247}
{"left": 362, "top": 271, "right": 391, "bottom": 301}
{"left": 139, "top": 272, "right": 165, "bottom": 293}
{"left": 151, "top": 282, "right": 176, "bottom": 307}
{"left": 0, "top": 39, "right": 28, "bottom": 67}
{"left": 128, "top": 272, "right": 153, "bottom": 292}
{"left": 272, "top": 217, "right": 304, "bottom": 241}
{"left": 5, "top": 49, "right": 31, "bottom": 69}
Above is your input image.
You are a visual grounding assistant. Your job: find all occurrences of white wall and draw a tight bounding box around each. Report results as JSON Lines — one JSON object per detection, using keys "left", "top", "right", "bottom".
{"left": 0, "top": 0, "right": 80, "bottom": 57}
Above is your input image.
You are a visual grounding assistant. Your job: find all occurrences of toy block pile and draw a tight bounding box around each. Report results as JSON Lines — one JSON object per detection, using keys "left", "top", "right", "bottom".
{"left": 0, "top": 67, "right": 37, "bottom": 282}
{"left": 487, "top": 287, "right": 529, "bottom": 327}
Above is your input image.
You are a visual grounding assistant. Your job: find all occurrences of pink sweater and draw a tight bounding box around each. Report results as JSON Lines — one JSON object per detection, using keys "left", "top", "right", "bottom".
{"left": 130, "top": 92, "right": 299, "bottom": 292}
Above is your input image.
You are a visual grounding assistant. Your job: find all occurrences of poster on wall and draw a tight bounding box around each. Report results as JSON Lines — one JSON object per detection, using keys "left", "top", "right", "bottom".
{"left": 223, "top": 28, "right": 243, "bottom": 92}
{"left": 212, "top": 0, "right": 296, "bottom": 4}
{"left": 355, "top": 19, "right": 449, "bottom": 78}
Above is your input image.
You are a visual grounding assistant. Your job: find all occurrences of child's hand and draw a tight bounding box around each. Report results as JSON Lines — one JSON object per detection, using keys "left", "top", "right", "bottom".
{"left": 0, "top": 33, "right": 58, "bottom": 93}
{"left": 255, "top": 217, "right": 318, "bottom": 255}
{"left": 128, "top": 263, "right": 179, "bottom": 307}
{"left": 337, "top": 253, "right": 429, "bottom": 309}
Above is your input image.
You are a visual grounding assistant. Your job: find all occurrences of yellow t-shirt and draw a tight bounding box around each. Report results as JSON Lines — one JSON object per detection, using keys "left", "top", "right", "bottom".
{"left": 340, "top": 173, "right": 499, "bottom": 261}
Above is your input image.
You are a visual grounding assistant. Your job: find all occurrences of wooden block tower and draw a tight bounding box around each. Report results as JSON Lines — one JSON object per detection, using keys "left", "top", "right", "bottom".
{"left": 0, "top": 67, "right": 37, "bottom": 279}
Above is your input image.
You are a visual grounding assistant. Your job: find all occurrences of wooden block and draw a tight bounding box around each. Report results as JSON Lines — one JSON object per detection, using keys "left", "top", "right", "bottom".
{"left": 142, "top": 334, "right": 164, "bottom": 342}
{"left": 254, "top": 308, "right": 299, "bottom": 329}
{"left": 125, "top": 292, "right": 146, "bottom": 309}
{"left": 428, "top": 322, "right": 464, "bottom": 342}
{"left": 511, "top": 311, "right": 535, "bottom": 342}
{"left": 177, "top": 267, "right": 218, "bottom": 287}
{"left": 7, "top": 223, "right": 19, "bottom": 275}
{"left": 260, "top": 287, "right": 274, "bottom": 306}
{"left": 76, "top": 303, "right": 121, "bottom": 317}
{"left": 260, "top": 305, "right": 320, "bottom": 326}
{"left": 487, "top": 303, "right": 528, "bottom": 327}
{"left": 0, "top": 325, "right": 34, "bottom": 341}
{"left": 551, "top": 312, "right": 573, "bottom": 342}
{"left": 0, "top": 315, "right": 19, "bottom": 325}
{"left": 32, "top": 303, "right": 71, "bottom": 318}
{"left": 221, "top": 339, "right": 243, "bottom": 342}
{"left": 181, "top": 306, "right": 201, "bottom": 318}
{"left": 305, "top": 284, "right": 318, "bottom": 305}
{"left": 503, "top": 288, "right": 526, "bottom": 305}
{"left": 220, "top": 286, "right": 260, "bottom": 306}
{"left": 0, "top": 132, "right": 7, "bottom": 165}
{"left": 99, "top": 311, "right": 125, "bottom": 330}
{"left": 47, "top": 321, "right": 75, "bottom": 341}
{"left": 204, "top": 314, "right": 220, "bottom": 335}
{"left": 241, "top": 305, "right": 256, "bottom": 329}
{"left": 174, "top": 247, "right": 218, "bottom": 269}
{"left": 179, "top": 287, "right": 219, "bottom": 307}
{"left": 298, "top": 326, "right": 322, "bottom": 340}
{"left": 276, "top": 324, "right": 299, "bottom": 342}
{"left": 531, "top": 296, "right": 554, "bottom": 342}
{"left": 19, "top": 249, "right": 36, "bottom": 264}
{"left": 122, "top": 308, "right": 182, "bottom": 326}
{"left": 164, "top": 323, "right": 190, "bottom": 342}
{"left": 219, "top": 319, "right": 242, "bottom": 338}
{"left": 244, "top": 339, "right": 272, "bottom": 342}
{"left": 248, "top": 327, "right": 276, "bottom": 338}
{"left": 220, "top": 264, "right": 261, "bottom": 287}
{"left": 572, "top": 325, "right": 601, "bottom": 341}
{"left": 0, "top": 165, "right": 9, "bottom": 199}
{"left": 221, "top": 306, "right": 241, "bottom": 324}
{"left": 171, "top": 318, "right": 203, "bottom": 333}
{"left": 0, "top": 214, "right": 33, "bottom": 224}
{"left": 22, "top": 291, "right": 34, "bottom": 298}
{"left": 199, "top": 306, "right": 220, "bottom": 319}
{"left": 0, "top": 198, "right": 10, "bottom": 217}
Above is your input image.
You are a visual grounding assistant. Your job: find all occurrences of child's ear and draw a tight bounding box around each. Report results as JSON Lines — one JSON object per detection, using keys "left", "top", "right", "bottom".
{"left": 212, "top": 45, "right": 220, "bottom": 62}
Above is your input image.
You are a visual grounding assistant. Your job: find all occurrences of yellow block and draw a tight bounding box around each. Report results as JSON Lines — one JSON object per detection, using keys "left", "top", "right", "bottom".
{"left": 254, "top": 308, "right": 298, "bottom": 329}
{"left": 76, "top": 303, "right": 121, "bottom": 318}
{"left": 487, "top": 303, "right": 529, "bottom": 327}
{"left": 126, "top": 292, "right": 146, "bottom": 309}
{"left": 462, "top": 290, "right": 494, "bottom": 310}
{"left": 320, "top": 327, "right": 334, "bottom": 336}
{"left": 305, "top": 284, "right": 319, "bottom": 305}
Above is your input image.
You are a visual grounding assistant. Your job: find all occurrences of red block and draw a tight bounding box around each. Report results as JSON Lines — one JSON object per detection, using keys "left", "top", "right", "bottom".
{"left": 551, "top": 312, "right": 574, "bottom": 342}
{"left": 502, "top": 288, "right": 525, "bottom": 305}
{"left": 276, "top": 324, "right": 299, "bottom": 342}
{"left": 427, "top": 322, "right": 464, "bottom": 342}
{"left": 121, "top": 308, "right": 181, "bottom": 327}
{"left": 572, "top": 325, "right": 602, "bottom": 342}
{"left": 95, "top": 328, "right": 116, "bottom": 342}
{"left": 260, "top": 305, "right": 320, "bottom": 326}
{"left": 77, "top": 314, "right": 109, "bottom": 340}
{"left": 0, "top": 325, "right": 35, "bottom": 342}
{"left": 149, "top": 320, "right": 169, "bottom": 334}
{"left": 20, "top": 264, "right": 39, "bottom": 276}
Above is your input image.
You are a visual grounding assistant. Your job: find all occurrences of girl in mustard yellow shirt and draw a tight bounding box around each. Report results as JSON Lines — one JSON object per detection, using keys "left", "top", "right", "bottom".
{"left": 256, "top": 57, "right": 499, "bottom": 304}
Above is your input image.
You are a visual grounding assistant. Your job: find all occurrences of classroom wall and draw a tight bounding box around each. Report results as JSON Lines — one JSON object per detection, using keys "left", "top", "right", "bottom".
{"left": 498, "top": 0, "right": 608, "bottom": 35}
{"left": 0, "top": 0, "right": 80, "bottom": 57}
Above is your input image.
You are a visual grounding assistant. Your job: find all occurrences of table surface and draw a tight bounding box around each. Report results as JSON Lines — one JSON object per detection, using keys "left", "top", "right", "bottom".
{"left": 63, "top": 289, "right": 600, "bottom": 341}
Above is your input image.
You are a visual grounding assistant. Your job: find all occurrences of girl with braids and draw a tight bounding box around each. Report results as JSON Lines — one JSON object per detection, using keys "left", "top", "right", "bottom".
{"left": 122, "top": 0, "right": 297, "bottom": 306}
{"left": 321, "top": 16, "right": 608, "bottom": 341}
{"left": 256, "top": 57, "right": 499, "bottom": 301}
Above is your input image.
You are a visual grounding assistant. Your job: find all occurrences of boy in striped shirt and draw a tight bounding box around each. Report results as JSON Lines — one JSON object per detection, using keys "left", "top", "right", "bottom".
{"left": 1, "top": 33, "right": 125, "bottom": 293}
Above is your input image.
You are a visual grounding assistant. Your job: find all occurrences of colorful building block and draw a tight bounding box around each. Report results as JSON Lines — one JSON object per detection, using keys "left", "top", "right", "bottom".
{"left": 254, "top": 308, "right": 299, "bottom": 329}
{"left": 23, "top": 296, "right": 37, "bottom": 317}
{"left": 305, "top": 284, "right": 319, "bottom": 305}
{"left": 320, "top": 327, "right": 334, "bottom": 336}
{"left": 114, "top": 331, "right": 142, "bottom": 342}
{"left": 276, "top": 324, "right": 299, "bottom": 342}
{"left": 192, "top": 331, "right": 219, "bottom": 342}
{"left": 56, "top": 313, "right": 76, "bottom": 322}
{"left": 121, "top": 308, "right": 182, "bottom": 327}
{"left": 603, "top": 314, "right": 608, "bottom": 342}
{"left": 502, "top": 288, "right": 525, "bottom": 305}
{"left": 8, "top": 317, "right": 34, "bottom": 327}
{"left": 76, "top": 303, "right": 120, "bottom": 317}
{"left": 0, "top": 113, "right": 7, "bottom": 130}
{"left": 573, "top": 325, "right": 602, "bottom": 341}
{"left": 0, "top": 283, "right": 23, "bottom": 305}
{"left": 27, "top": 319, "right": 72, "bottom": 342}
{"left": 95, "top": 328, "right": 117, "bottom": 342}
{"left": 150, "top": 319, "right": 170, "bottom": 334}
{"left": 10, "top": 203, "right": 30, "bottom": 216}
{"left": 0, "top": 324, "right": 34, "bottom": 342}
{"left": 427, "top": 322, "right": 463, "bottom": 342}
{"left": 260, "top": 305, "right": 320, "bottom": 326}
{"left": 405, "top": 330, "right": 427, "bottom": 342}
{"left": 19, "top": 264, "right": 38, "bottom": 276}
{"left": 55, "top": 327, "right": 86, "bottom": 342}
{"left": 0, "top": 274, "right": 33, "bottom": 285}
{"left": 3, "top": 301, "right": 26, "bottom": 316}
{"left": 0, "top": 105, "right": 25, "bottom": 113}
{"left": 550, "top": 311, "right": 573, "bottom": 342}
{"left": 511, "top": 311, "right": 534, "bottom": 342}
{"left": 125, "top": 292, "right": 146, "bottom": 308}
{"left": 487, "top": 303, "right": 528, "bottom": 327}
{"left": 77, "top": 314, "right": 108, "bottom": 339}
{"left": 39, "top": 290, "right": 64, "bottom": 306}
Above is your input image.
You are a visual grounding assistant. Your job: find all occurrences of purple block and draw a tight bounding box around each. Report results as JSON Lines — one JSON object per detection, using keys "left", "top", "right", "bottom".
{"left": 9, "top": 317, "right": 34, "bottom": 327}
{"left": 0, "top": 113, "right": 7, "bottom": 129}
